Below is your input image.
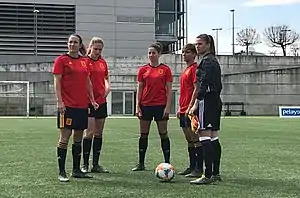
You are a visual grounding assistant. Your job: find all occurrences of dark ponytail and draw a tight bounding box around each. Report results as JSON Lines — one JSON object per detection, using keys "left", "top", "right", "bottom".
{"left": 196, "top": 34, "right": 216, "bottom": 56}
{"left": 208, "top": 35, "right": 216, "bottom": 56}
{"left": 70, "top": 33, "right": 87, "bottom": 56}
{"left": 149, "top": 42, "right": 163, "bottom": 54}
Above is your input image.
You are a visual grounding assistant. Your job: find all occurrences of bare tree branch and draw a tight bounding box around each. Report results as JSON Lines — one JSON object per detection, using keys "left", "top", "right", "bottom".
{"left": 264, "top": 25, "right": 299, "bottom": 56}
{"left": 269, "top": 50, "right": 277, "bottom": 56}
{"left": 290, "top": 44, "right": 300, "bottom": 56}
{"left": 236, "top": 28, "right": 261, "bottom": 55}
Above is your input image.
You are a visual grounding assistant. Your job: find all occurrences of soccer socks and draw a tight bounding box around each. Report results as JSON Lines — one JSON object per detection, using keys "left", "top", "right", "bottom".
{"left": 212, "top": 137, "right": 222, "bottom": 175}
{"left": 72, "top": 141, "right": 82, "bottom": 172}
{"left": 83, "top": 137, "right": 104, "bottom": 167}
{"left": 138, "top": 137, "right": 148, "bottom": 165}
{"left": 188, "top": 146, "right": 196, "bottom": 170}
{"left": 161, "top": 137, "right": 171, "bottom": 164}
{"left": 200, "top": 137, "right": 214, "bottom": 178}
{"left": 92, "top": 137, "right": 102, "bottom": 166}
{"left": 194, "top": 145, "right": 204, "bottom": 172}
{"left": 82, "top": 138, "right": 92, "bottom": 166}
{"left": 57, "top": 143, "right": 67, "bottom": 174}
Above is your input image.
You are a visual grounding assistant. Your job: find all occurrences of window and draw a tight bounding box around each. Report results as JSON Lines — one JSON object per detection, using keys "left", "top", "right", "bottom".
{"left": 112, "top": 92, "right": 123, "bottom": 114}
{"left": 116, "top": 15, "right": 130, "bottom": 22}
{"left": 116, "top": 15, "right": 154, "bottom": 24}
{"left": 170, "top": 91, "right": 176, "bottom": 114}
{"left": 155, "top": 0, "right": 175, "bottom": 11}
{"left": 155, "top": 13, "right": 175, "bottom": 36}
{"left": 124, "top": 92, "right": 134, "bottom": 115}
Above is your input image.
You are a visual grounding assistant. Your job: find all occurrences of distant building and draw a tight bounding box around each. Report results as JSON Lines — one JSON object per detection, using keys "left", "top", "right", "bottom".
{"left": 0, "top": 0, "right": 187, "bottom": 59}
{"left": 235, "top": 50, "right": 266, "bottom": 56}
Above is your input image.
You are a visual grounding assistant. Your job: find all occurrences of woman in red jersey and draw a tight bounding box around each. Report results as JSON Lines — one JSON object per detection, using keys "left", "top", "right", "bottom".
{"left": 177, "top": 43, "right": 203, "bottom": 178}
{"left": 81, "top": 37, "right": 110, "bottom": 174}
{"left": 132, "top": 42, "right": 173, "bottom": 171}
{"left": 53, "top": 34, "right": 98, "bottom": 182}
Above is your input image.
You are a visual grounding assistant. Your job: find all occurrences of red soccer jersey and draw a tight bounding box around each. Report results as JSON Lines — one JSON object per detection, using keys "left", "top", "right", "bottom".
{"left": 137, "top": 64, "right": 173, "bottom": 106}
{"left": 179, "top": 62, "right": 198, "bottom": 113}
{"left": 52, "top": 54, "right": 90, "bottom": 108}
{"left": 87, "top": 56, "right": 109, "bottom": 105}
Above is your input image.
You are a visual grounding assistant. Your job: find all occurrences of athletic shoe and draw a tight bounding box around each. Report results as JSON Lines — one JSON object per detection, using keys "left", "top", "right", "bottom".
{"left": 71, "top": 170, "right": 93, "bottom": 178}
{"left": 211, "top": 174, "right": 222, "bottom": 182}
{"left": 81, "top": 165, "right": 89, "bottom": 173}
{"left": 185, "top": 170, "right": 203, "bottom": 178}
{"left": 190, "top": 175, "right": 212, "bottom": 185}
{"left": 58, "top": 172, "right": 69, "bottom": 182}
{"left": 91, "top": 165, "right": 109, "bottom": 173}
{"left": 177, "top": 167, "right": 192, "bottom": 175}
{"left": 131, "top": 163, "right": 145, "bottom": 171}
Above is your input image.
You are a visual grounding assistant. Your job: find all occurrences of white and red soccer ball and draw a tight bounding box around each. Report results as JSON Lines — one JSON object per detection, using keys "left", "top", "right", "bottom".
{"left": 155, "top": 163, "right": 175, "bottom": 182}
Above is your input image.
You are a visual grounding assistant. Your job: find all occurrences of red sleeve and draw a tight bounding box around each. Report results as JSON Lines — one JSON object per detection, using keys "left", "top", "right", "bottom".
{"left": 192, "top": 66, "right": 197, "bottom": 83}
{"left": 165, "top": 67, "right": 173, "bottom": 82}
{"left": 104, "top": 61, "right": 109, "bottom": 79}
{"left": 137, "top": 67, "right": 144, "bottom": 82}
{"left": 85, "top": 58, "right": 91, "bottom": 76}
{"left": 52, "top": 56, "right": 64, "bottom": 75}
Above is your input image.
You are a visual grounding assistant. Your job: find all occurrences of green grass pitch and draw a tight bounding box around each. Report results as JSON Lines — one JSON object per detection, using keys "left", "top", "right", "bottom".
{"left": 0, "top": 117, "right": 299, "bottom": 198}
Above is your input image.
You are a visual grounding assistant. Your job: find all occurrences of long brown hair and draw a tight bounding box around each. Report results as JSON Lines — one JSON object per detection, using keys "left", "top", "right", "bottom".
{"left": 70, "top": 33, "right": 87, "bottom": 56}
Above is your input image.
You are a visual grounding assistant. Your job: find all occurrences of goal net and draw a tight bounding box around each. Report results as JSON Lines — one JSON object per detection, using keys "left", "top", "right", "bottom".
{"left": 0, "top": 81, "right": 30, "bottom": 117}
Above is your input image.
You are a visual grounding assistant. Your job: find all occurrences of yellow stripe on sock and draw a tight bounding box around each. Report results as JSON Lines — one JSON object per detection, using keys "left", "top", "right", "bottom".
{"left": 59, "top": 113, "right": 64, "bottom": 128}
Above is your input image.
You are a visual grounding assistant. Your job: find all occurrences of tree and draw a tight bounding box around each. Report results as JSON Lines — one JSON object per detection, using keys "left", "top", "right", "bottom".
{"left": 290, "top": 44, "right": 299, "bottom": 56}
{"left": 236, "top": 28, "right": 261, "bottom": 55}
{"left": 269, "top": 50, "right": 277, "bottom": 56}
{"left": 264, "top": 25, "right": 299, "bottom": 56}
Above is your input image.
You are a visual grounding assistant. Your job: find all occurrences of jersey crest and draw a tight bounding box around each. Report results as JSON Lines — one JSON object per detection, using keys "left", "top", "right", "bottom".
{"left": 157, "top": 69, "right": 164, "bottom": 75}
{"left": 80, "top": 61, "right": 86, "bottom": 67}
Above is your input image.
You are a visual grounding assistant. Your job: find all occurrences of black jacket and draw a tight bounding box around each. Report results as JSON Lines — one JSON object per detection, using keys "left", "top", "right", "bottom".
{"left": 196, "top": 53, "right": 222, "bottom": 100}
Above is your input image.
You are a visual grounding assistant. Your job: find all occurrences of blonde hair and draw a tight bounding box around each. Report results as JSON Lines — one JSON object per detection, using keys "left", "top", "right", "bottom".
{"left": 87, "top": 37, "right": 104, "bottom": 55}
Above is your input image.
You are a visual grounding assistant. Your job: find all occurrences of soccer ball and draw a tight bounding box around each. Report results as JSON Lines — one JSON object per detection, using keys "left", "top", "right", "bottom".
{"left": 155, "top": 163, "right": 175, "bottom": 182}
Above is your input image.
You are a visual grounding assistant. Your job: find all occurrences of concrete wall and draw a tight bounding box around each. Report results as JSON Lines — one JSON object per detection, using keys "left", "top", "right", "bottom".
{"left": 220, "top": 56, "right": 300, "bottom": 115}
{"left": 1, "top": 55, "right": 300, "bottom": 116}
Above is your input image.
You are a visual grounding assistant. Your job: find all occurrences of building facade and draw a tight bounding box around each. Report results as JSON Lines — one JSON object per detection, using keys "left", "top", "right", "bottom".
{"left": 0, "top": 0, "right": 187, "bottom": 58}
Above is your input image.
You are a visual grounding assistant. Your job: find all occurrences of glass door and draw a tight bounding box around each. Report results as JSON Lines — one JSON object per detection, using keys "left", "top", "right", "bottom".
{"left": 124, "top": 92, "right": 134, "bottom": 115}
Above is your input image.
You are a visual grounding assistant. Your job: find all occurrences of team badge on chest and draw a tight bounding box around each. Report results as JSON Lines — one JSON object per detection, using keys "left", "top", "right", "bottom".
{"left": 157, "top": 69, "right": 164, "bottom": 75}
{"left": 80, "top": 61, "right": 86, "bottom": 67}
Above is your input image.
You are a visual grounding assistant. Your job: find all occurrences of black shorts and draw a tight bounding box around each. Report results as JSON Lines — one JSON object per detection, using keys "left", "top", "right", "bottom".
{"left": 198, "top": 93, "right": 222, "bottom": 131}
{"left": 57, "top": 107, "right": 88, "bottom": 130}
{"left": 140, "top": 105, "right": 169, "bottom": 121}
{"left": 88, "top": 103, "right": 108, "bottom": 119}
{"left": 179, "top": 113, "right": 191, "bottom": 128}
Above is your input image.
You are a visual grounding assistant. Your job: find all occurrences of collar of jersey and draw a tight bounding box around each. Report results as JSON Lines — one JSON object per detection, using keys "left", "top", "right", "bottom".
{"left": 187, "top": 62, "right": 197, "bottom": 68}
{"left": 88, "top": 55, "right": 101, "bottom": 61}
{"left": 66, "top": 53, "right": 81, "bottom": 59}
{"left": 148, "top": 63, "right": 163, "bottom": 68}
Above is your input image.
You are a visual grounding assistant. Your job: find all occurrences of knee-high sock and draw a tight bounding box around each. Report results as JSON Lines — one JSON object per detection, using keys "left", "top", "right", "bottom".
{"left": 138, "top": 137, "right": 148, "bottom": 165}
{"left": 92, "top": 137, "right": 103, "bottom": 166}
{"left": 200, "top": 137, "right": 214, "bottom": 178}
{"left": 72, "top": 141, "right": 82, "bottom": 172}
{"left": 57, "top": 142, "right": 67, "bottom": 174}
{"left": 212, "top": 137, "right": 222, "bottom": 175}
{"left": 161, "top": 137, "right": 171, "bottom": 163}
{"left": 82, "top": 138, "right": 92, "bottom": 166}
